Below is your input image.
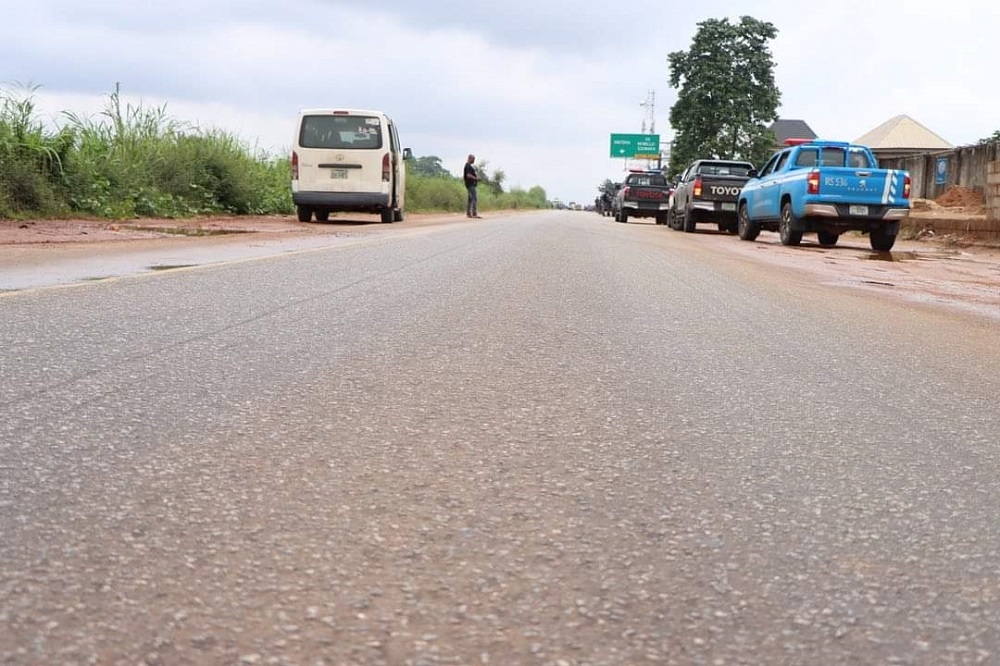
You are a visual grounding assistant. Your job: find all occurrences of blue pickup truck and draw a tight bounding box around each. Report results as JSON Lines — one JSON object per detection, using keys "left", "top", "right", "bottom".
{"left": 736, "top": 140, "right": 911, "bottom": 251}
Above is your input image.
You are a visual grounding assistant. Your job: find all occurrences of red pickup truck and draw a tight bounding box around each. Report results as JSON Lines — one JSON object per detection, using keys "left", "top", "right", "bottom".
{"left": 613, "top": 171, "right": 673, "bottom": 224}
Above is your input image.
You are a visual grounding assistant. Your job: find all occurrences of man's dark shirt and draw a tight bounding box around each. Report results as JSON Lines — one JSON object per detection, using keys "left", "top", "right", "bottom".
{"left": 464, "top": 163, "right": 477, "bottom": 188}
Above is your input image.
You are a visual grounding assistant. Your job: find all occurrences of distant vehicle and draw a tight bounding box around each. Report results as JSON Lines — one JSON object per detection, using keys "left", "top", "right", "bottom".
{"left": 291, "top": 108, "right": 411, "bottom": 224}
{"left": 607, "top": 183, "right": 623, "bottom": 219}
{"left": 668, "top": 160, "right": 755, "bottom": 233}
{"left": 613, "top": 171, "right": 672, "bottom": 224}
{"left": 595, "top": 190, "right": 614, "bottom": 216}
{"left": 737, "top": 139, "right": 911, "bottom": 251}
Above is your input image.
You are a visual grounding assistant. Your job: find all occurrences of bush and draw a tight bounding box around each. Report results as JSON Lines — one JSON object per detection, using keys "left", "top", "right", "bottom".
{"left": 0, "top": 83, "right": 542, "bottom": 221}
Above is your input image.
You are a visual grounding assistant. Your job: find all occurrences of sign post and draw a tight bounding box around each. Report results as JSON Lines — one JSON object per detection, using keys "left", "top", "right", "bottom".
{"left": 610, "top": 133, "right": 661, "bottom": 160}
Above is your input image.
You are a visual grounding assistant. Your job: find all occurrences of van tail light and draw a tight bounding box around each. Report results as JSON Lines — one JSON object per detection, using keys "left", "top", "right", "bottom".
{"left": 291, "top": 151, "right": 299, "bottom": 180}
{"left": 807, "top": 170, "right": 821, "bottom": 195}
{"left": 382, "top": 153, "right": 391, "bottom": 182}
{"left": 693, "top": 177, "right": 702, "bottom": 197}
{"left": 903, "top": 173, "right": 911, "bottom": 199}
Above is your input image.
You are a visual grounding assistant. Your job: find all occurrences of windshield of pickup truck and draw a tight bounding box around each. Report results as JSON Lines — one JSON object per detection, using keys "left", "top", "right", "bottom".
{"left": 628, "top": 174, "right": 668, "bottom": 186}
{"left": 696, "top": 163, "right": 753, "bottom": 177}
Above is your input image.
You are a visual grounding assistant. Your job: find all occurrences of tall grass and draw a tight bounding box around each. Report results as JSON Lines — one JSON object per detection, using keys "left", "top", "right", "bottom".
{"left": 405, "top": 167, "right": 548, "bottom": 213}
{"left": 0, "top": 84, "right": 548, "bottom": 220}
{"left": 0, "top": 84, "right": 292, "bottom": 219}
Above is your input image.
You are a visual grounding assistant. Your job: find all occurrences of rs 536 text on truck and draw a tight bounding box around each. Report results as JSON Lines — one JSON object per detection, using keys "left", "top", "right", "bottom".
{"left": 737, "top": 139, "right": 911, "bottom": 251}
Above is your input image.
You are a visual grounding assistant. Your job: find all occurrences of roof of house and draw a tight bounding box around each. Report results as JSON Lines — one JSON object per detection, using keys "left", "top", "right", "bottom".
{"left": 770, "top": 119, "right": 818, "bottom": 144}
{"left": 854, "top": 115, "right": 953, "bottom": 150}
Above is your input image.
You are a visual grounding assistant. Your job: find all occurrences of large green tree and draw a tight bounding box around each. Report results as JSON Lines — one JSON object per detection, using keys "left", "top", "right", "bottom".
{"left": 667, "top": 16, "right": 781, "bottom": 174}
{"left": 408, "top": 155, "right": 452, "bottom": 178}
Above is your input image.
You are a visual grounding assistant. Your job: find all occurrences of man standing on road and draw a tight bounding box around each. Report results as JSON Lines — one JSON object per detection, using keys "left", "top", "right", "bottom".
{"left": 464, "top": 154, "right": 481, "bottom": 218}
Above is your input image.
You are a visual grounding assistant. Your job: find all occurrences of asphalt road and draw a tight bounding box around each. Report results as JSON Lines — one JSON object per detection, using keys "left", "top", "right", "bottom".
{"left": 2, "top": 211, "right": 999, "bottom": 665}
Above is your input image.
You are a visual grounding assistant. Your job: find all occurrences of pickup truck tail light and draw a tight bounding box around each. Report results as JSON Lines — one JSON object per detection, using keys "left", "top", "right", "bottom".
{"left": 903, "top": 173, "right": 911, "bottom": 199}
{"left": 693, "top": 177, "right": 702, "bottom": 198}
{"left": 623, "top": 186, "right": 631, "bottom": 198}
{"left": 807, "top": 170, "right": 821, "bottom": 195}
{"left": 382, "top": 153, "right": 391, "bottom": 182}
{"left": 291, "top": 151, "right": 299, "bottom": 180}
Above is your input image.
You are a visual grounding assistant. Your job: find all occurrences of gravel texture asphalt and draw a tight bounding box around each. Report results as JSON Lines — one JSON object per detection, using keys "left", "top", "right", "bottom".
{"left": 2, "top": 212, "right": 999, "bottom": 665}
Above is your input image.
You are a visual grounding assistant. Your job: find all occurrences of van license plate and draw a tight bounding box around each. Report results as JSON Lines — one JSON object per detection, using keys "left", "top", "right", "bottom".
{"left": 721, "top": 203, "right": 736, "bottom": 212}
{"left": 330, "top": 169, "right": 348, "bottom": 179}
{"left": 849, "top": 205, "right": 869, "bottom": 216}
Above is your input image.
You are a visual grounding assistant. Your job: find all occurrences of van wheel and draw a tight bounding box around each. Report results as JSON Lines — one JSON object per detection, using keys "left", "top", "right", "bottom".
{"left": 314, "top": 209, "right": 330, "bottom": 223}
{"left": 393, "top": 208, "right": 405, "bottom": 222}
{"left": 296, "top": 205, "right": 312, "bottom": 223}
{"left": 381, "top": 209, "right": 394, "bottom": 223}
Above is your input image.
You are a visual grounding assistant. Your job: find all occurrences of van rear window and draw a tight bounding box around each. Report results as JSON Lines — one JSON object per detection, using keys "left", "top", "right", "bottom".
{"left": 299, "top": 115, "right": 383, "bottom": 149}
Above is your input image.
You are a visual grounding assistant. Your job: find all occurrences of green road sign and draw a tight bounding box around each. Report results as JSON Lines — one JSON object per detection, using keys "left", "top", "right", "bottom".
{"left": 610, "top": 133, "right": 660, "bottom": 159}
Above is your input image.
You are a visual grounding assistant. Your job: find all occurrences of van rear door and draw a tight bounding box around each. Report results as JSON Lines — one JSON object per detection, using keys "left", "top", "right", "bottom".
{"left": 295, "top": 111, "right": 388, "bottom": 196}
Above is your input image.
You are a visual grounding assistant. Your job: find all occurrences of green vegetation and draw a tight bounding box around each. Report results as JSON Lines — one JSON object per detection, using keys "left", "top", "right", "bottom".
{"left": 0, "top": 84, "right": 548, "bottom": 220}
{"left": 667, "top": 16, "right": 781, "bottom": 175}
{"left": 978, "top": 130, "right": 1000, "bottom": 145}
{"left": 1, "top": 84, "right": 291, "bottom": 219}
{"left": 405, "top": 156, "right": 547, "bottom": 213}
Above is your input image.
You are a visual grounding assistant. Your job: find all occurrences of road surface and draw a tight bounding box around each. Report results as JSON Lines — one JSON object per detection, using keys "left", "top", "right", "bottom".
{"left": 2, "top": 211, "right": 999, "bottom": 664}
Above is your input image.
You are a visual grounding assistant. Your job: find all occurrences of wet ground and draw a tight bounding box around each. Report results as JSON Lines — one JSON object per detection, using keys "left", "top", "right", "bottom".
{"left": 1, "top": 212, "right": 998, "bottom": 323}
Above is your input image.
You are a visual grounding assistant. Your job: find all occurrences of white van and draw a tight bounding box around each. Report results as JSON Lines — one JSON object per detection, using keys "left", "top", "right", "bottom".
{"left": 291, "top": 108, "right": 411, "bottom": 223}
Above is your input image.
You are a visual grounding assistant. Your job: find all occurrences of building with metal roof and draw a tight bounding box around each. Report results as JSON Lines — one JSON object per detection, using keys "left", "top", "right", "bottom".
{"left": 854, "top": 114, "right": 953, "bottom": 160}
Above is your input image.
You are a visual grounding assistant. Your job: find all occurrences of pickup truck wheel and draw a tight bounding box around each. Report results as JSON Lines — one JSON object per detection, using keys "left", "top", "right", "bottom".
{"left": 817, "top": 230, "right": 839, "bottom": 247}
{"left": 296, "top": 205, "right": 313, "bottom": 223}
{"left": 682, "top": 212, "right": 696, "bottom": 233}
{"left": 870, "top": 226, "right": 897, "bottom": 252}
{"left": 655, "top": 212, "right": 668, "bottom": 225}
{"left": 737, "top": 204, "right": 760, "bottom": 241}
{"left": 314, "top": 209, "right": 330, "bottom": 223}
{"left": 619, "top": 210, "right": 628, "bottom": 223}
{"left": 779, "top": 202, "right": 803, "bottom": 246}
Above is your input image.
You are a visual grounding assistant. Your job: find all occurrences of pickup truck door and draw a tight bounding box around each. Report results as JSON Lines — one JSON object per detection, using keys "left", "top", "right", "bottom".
{"left": 744, "top": 152, "right": 780, "bottom": 220}
{"left": 674, "top": 167, "right": 691, "bottom": 211}
{"left": 759, "top": 151, "right": 792, "bottom": 220}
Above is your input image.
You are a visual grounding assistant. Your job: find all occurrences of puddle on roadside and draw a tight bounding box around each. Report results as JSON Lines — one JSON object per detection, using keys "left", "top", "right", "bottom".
{"left": 123, "top": 226, "right": 250, "bottom": 237}
{"left": 148, "top": 264, "right": 196, "bottom": 271}
{"left": 862, "top": 251, "right": 919, "bottom": 262}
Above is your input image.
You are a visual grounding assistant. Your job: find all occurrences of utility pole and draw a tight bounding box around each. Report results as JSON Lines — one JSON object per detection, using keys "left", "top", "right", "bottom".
{"left": 639, "top": 90, "right": 655, "bottom": 135}
{"left": 640, "top": 90, "right": 658, "bottom": 168}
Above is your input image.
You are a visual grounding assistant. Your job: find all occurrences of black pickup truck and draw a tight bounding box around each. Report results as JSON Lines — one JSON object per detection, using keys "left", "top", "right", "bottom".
{"left": 668, "top": 159, "right": 755, "bottom": 233}
{"left": 613, "top": 171, "right": 673, "bottom": 224}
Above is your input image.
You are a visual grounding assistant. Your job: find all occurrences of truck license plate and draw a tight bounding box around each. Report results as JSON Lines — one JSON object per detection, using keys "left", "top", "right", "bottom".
{"left": 721, "top": 203, "right": 736, "bottom": 212}
{"left": 849, "top": 205, "right": 869, "bottom": 216}
{"left": 330, "top": 169, "right": 348, "bottom": 179}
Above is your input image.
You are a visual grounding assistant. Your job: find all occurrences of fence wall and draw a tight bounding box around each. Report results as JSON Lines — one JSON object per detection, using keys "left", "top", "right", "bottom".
{"left": 879, "top": 142, "right": 1000, "bottom": 236}
{"left": 879, "top": 141, "right": 1000, "bottom": 201}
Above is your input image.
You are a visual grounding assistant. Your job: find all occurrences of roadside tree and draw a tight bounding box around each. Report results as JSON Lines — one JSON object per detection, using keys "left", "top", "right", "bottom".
{"left": 667, "top": 16, "right": 781, "bottom": 175}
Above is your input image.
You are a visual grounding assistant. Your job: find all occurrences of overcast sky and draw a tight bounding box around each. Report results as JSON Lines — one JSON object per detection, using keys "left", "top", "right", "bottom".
{"left": 3, "top": 0, "right": 998, "bottom": 205}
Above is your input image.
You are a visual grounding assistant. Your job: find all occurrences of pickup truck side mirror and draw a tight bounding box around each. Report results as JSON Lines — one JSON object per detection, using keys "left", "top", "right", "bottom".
{"left": 747, "top": 169, "right": 758, "bottom": 178}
